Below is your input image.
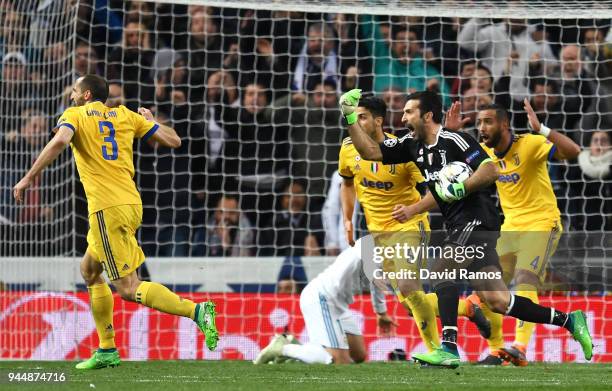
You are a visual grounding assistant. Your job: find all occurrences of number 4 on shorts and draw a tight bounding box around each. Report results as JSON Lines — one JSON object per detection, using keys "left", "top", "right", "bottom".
{"left": 530, "top": 256, "right": 540, "bottom": 270}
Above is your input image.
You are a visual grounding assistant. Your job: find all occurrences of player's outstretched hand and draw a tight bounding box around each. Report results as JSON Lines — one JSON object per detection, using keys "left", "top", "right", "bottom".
{"left": 138, "top": 107, "right": 155, "bottom": 121}
{"left": 344, "top": 220, "right": 355, "bottom": 247}
{"left": 13, "top": 176, "right": 32, "bottom": 204}
{"left": 377, "top": 313, "right": 399, "bottom": 336}
{"left": 392, "top": 204, "right": 416, "bottom": 223}
{"left": 444, "top": 101, "right": 470, "bottom": 131}
{"left": 523, "top": 98, "right": 542, "bottom": 133}
{"left": 339, "top": 89, "right": 362, "bottom": 125}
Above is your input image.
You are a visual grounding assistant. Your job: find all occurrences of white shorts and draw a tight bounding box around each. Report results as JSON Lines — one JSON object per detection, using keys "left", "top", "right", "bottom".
{"left": 300, "top": 283, "right": 361, "bottom": 350}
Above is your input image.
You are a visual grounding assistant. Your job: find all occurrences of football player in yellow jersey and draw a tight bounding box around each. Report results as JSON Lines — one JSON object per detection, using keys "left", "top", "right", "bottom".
{"left": 474, "top": 100, "right": 580, "bottom": 366}
{"left": 338, "top": 95, "right": 441, "bottom": 352}
{"left": 13, "top": 75, "right": 219, "bottom": 369}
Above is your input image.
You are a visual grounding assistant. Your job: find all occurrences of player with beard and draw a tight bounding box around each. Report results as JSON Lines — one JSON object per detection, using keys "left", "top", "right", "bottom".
{"left": 338, "top": 89, "right": 593, "bottom": 367}
{"left": 441, "top": 100, "right": 581, "bottom": 365}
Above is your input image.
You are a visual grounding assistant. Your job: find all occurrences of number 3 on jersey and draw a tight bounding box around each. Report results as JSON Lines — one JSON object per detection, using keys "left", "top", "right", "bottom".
{"left": 98, "top": 121, "right": 118, "bottom": 160}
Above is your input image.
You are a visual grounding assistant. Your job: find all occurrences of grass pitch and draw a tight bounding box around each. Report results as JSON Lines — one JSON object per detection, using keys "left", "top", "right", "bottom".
{"left": 0, "top": 361, "right": 610, "bottom": 391}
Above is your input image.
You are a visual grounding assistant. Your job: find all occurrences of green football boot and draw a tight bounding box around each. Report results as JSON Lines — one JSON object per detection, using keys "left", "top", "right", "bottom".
{"left": 412, "top": 347, "right": 460, "bottom": 368}
{"left": 75, "top": 349, "right": 121, "bottom": 370}
{"left": 568, "top": 310, "right": 593, "bottom": 360}
{"left": 195, "top": 301, "right": 219, "bottom": 351}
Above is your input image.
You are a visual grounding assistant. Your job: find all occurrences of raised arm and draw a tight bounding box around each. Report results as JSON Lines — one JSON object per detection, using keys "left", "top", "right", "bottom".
{"left": 339, "top": 89, "right": 383, "bottom": 161}
{"left": 523, "top": 98, "right": 580, "bottom": 161}
{"left": 13, "top": 126, "right": 73, "bottom": 203}
{"left": 138, "top": 107, "right": 181, "bottom": 148}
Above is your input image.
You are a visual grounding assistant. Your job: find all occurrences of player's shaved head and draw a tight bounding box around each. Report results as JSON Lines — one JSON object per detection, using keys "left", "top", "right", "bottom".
{"left": 77, "top": 74, "right": 109, "bottom": 103}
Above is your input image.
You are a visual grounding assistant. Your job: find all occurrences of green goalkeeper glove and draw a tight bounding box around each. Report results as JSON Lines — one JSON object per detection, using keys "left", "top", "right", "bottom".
{"left": 339, "top": 89, "right": 362, "bottom": 125}
{"left": 435, "top": 182, "right": 466, "bottom": 202}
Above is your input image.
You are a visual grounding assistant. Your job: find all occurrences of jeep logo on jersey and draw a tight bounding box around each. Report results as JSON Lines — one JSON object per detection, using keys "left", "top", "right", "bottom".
{"left": 423, "top": 169, "right": 441, "bottom": 182}
{"left": 383, "top": 138, "right": 397, "bottom": 147}
{"left": 498, "top": 173, "right": 520, "bottom": 184}
{"left": 361, "top": 178, "right": 394, "bottom": 190}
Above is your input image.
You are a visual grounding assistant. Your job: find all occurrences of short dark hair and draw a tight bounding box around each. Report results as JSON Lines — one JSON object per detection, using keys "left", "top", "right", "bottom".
{"left": 358, "top": 94, "right": 387, "bottom": 120}
{"left": 405, "top": 90, "right": 443, "bottom": 123}
{"left": 480, "top": 103, "right": 509, "bottom": 124}
{"left": 79, "top": 74, "right": 109, "bottom": 102}
{"left": 529, "top": 77, "right": 559, "bottom": 94}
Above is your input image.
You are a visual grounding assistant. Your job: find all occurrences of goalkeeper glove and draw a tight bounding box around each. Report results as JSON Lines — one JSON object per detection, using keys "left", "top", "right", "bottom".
{"left": 339, "top": 89, "right": 362, "bottom": 125}
{"left": 435, "top": 182, "right": 467, "bottom": 203}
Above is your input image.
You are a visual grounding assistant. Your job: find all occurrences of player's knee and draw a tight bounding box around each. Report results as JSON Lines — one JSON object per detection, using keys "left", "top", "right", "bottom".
{"left": 482, "top": 291, "right": 509, "bottom": 314}
{"left": 513, "top": 269, "right": 540, "bottom": 287}
{"left": 350, "top": 350, "right": 366, "bottom": 364}
{"left": 80, "top": 266, "right": 98, "bottom": 286}
{"left": 114, "top": 283, "right": 137, "bottom": 301}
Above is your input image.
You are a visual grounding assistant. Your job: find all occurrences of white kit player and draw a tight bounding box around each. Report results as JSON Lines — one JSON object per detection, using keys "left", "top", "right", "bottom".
{"left": 254, "top": 238, "right": 397, "bottom": 364}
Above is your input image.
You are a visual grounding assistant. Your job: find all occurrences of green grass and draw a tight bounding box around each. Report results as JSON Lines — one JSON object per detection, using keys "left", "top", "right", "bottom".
{"left": 0, "top": 361, "right": 610, "bottom": 391}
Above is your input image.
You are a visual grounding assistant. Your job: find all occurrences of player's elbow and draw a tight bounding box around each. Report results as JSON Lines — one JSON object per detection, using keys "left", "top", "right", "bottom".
{"left": 170, "top": 135, "right": 181, "bottom": 149}
{"left": 362, "top": 147, "right": 383, "bottom": 161}
{"left": 484, "top": 161, "right": 499, "bottom": 183}
{"left": 566, "top": 144, "right": 581, "bottom": 160}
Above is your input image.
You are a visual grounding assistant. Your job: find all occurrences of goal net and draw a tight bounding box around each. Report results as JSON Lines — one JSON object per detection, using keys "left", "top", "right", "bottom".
{"left": 0, "top": 0, "right": 611, "bottom": 362}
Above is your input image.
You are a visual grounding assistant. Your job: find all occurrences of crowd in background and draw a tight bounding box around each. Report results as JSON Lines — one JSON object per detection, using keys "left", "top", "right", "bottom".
{"left": 0, "top": 0, "right": 611, "bottom": 258}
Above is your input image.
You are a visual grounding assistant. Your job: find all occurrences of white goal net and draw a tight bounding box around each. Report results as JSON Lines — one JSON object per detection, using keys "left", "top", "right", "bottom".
{"left": 0, "top": 0, "right": 610, "bottom": 362}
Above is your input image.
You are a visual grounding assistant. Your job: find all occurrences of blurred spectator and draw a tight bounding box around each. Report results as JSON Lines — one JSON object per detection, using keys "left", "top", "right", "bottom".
{"left": 291, "top": 22, "right": 340, "bottom": 94}
{"left": 107, "top": 21, "right": 155, "bottom": 110}
{"left": 75, "top": 0, "right": 122, "bottom": 53}
{"left": 558, "top": 44, "right": 598, "bottom": 137}
{"left": 31, "top": 41, "right": 71, "bottom": 114}
{"left": 451, "top": 59, "right": 477, "bottom": 97}
{"left": 263, "top": 181, "right": 323, "bottom": 257}
{"left": 223, "top": 82, "right": 290, "bottom": 228}
{"left": 0, "top": 9, "right": 29, "bottom": 62}
{"left": 568, "top": 131, "right": 612, "bottom": 231}
{"left": 192, "top": 195, "right": 255, "bottom": 256}
{"left": 125, "top": 0, "right": 156, "bottom": 31}
{"left": 361, "top": 15, "right": 450, "bottom": 106}
{"left": 0, "top": 52, "right": 31, "bottom": 134}
{"left": 512, "top": 78, "right": 563, "bottom": 132}
{"left": 271, "top": 79, "right": 343, "bottom": 210}
{"left": 106, "top": 83, "right": 125, "bottom": 108}
{"left": 457, "top": 18, "right": 556, "bottom": 102}
{"left": 582, "top": 27, "right": 612, "bottom": 80}
{"left": 382, "top": 87, "right": 407, "bottom": 131}
{"left": 276, "top": 256, "right": 307, "bottom": 294}
{"left": 333, "top": 13, "right": 372, "bottom": 92}
{"left": 460, "top": 87, "right": 493, "bottom": 138}
{"left": 179, "top": 9, "right": 223, "bottom": 102}
{"left": 74, "top": 40, "right": 101, "bottom": 78}
{"left": 0, "top": 109, "right": 51, "bottom": 223}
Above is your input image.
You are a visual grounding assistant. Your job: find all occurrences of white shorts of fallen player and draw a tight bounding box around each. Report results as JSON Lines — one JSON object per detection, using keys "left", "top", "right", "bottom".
{"left": 300, "top": 283, "right": 361, "bottom": 350}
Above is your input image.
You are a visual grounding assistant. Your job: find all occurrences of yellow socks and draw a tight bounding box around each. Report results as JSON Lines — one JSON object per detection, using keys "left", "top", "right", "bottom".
{"left": 135, "top": 281, "right": 197, "bottom": 319}
{"left": 400, "top": 291, "right": 440, "bottom": 351}
{"left": 88, "top": 283, "right": 115, "bottom": 349}
{"left": 424, "top": 292, "right": 470, "bottom": 317}
{"left": 424, "top": 292, "right": 439, "bottom": 316}
{"left": 514, "top": 285, "right": 538, "bottom": 347}
{"left": 481, "top": 302, "right": 504, "bottom": 352}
